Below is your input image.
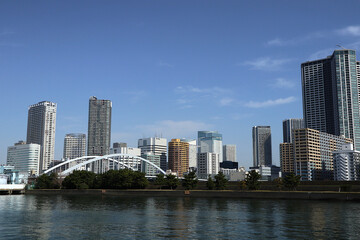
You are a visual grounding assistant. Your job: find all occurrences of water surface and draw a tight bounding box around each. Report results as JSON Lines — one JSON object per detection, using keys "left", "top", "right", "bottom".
{"left": 0, "top": 194, "right": 359, "bottom": 239}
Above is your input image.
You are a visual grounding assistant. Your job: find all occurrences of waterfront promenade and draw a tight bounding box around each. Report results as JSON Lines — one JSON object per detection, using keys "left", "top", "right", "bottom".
{"left": 26, "top": 189, "right": 360, "bottom": 201}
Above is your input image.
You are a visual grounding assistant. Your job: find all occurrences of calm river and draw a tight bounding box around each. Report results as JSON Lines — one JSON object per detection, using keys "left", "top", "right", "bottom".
{"left": 0, "top": 194, "right": 359, "bottom": 239}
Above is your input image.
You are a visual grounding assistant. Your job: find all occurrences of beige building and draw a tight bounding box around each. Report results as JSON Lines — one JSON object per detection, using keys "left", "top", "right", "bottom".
{"left": 280, "top": 128, "right": 351, "bottom": 181}
{"left": 168, "top": 139, "right": 189, "bottom": 177}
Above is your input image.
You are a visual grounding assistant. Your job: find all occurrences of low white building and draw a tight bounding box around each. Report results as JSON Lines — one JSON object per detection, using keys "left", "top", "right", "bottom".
{"left": 197, "top": 152, "right": 219, "bottom": 179}
{"left": 7, "top": 141, "right": 40, "bottom": 175}
{"left": 333, "top": 143, "right": 360, "bottom": 181}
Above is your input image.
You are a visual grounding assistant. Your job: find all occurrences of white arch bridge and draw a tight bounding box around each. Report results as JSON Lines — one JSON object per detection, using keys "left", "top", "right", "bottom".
{"left": 44, "top": 154, "right": 166, "bottom": 177}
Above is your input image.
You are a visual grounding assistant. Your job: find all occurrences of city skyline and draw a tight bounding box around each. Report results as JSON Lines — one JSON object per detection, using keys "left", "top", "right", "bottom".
{"left": 1, "top": 1, "right": 360, "bottom": 169}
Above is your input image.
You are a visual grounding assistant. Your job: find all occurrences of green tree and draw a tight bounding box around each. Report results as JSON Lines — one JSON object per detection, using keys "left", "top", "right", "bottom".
{"left": 35, "top": 173, "right": 60, "bottom": 189}
{"left": 62, "top": 170, "right": 97, "bottom": 189}
{"left": 131, "top": 171, "right": 149, "bottom": 189}
{"left": 215, "top": 171, "right": 228, "bottom": 190}
{"left": 283, "top": 173, "right": 301, "bottom": 191}
{"left": 206, "top": 175, "right": 215, "bottom": 190}
{"left": 165, "top": 174, "right": 179, "bottom": 190}
{"left": 182, "top": 171, "right": 198, "bottom": 190}
{"left": 245, "top": 170, "right": 261, "bottom": 190}
{"left": 273, "top": 177, "right": 283, "bottom": 190}
{"left": 154, "top": 174, "right": 166, "bottom": 189}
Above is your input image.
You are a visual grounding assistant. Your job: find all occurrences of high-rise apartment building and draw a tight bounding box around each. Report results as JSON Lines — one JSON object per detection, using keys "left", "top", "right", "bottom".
{"left": 63, "top": 133, "right": 86, "bottom": 160}
{"left": 87, "top": 96, "right": 112, "bottom": 156}
{"left": 197, "top": 152, "right": 219, "bottom": 179}
{"left": 138, "top": 137, "right": 167, "bottom": 171}
{"left": 7, "top": 141, "right": 41, "bottom": 175}
{"left": 280, "top": 128, "right": 352, "bottom": 181}
{"left": 252, "top": 126, "right": 272, "bottom": 167}
{"left": 168, "top": 139, "right": 189, "bottom": 177}
{"left": 283, "top": 119, "right": 304, "bottom": 143}
{"left": 198, "top": 131, "right": 223, "bottom": 162}
{"left": 302, "top": 49, "right": 360, "bottom": 150}
{"left": 333, "top": 143, "right": 360, "bottom": 181}
{"left": 223, "top": 144, "right": 236, "bottom": 162}
{"left": 26, "top": 101, "right": 57, "bottom": 173}
{"left": 110, "top": 143, "right": 142, "bottom": 171}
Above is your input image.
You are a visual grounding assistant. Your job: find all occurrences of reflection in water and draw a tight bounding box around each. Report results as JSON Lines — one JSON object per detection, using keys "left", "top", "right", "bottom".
{"left": 0, "top": 195, "right": 360, "bottom": 239}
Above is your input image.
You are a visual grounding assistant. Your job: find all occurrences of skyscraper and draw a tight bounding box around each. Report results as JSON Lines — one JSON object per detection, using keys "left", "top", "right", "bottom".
{"left": 168, "top": 139, "right": 189, "bottom": 177}
{"left": 282, "top": 119, "right": 304, "bottom": 143}
{"left": 252, "top": 126, "right": 272, "bottom": 167}
{"left": 198, "top": 131, "right": 223, "bottom": 162}
{"left": 181, "top": 139, "right": 197, "bottom": 169}
{"left": 63, "top": 133, "right": 86, "bottom": 160}
{"left": 26, "top": 101, "right": 57, "bottom": 173}
{"left": 223, "top": 144, "right": 237, "bottom": 162}
{"left": 138, "top": 137, "right": 167, "bottom": 171}
{"left": 87, "top": 96, "right": 112, "bottom": 156}
{"left": 302, "top": 49, "right": 360, "bottom": 150}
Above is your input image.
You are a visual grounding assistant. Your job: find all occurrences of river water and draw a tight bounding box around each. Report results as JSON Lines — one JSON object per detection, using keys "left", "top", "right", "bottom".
{"left": 0, "top": 194, "right": 359, "bottom": 239}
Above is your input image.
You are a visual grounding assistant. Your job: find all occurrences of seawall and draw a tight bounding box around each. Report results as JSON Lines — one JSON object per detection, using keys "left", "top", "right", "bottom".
{"left": 25, "top": 189, "right": 360, "bottom": 201}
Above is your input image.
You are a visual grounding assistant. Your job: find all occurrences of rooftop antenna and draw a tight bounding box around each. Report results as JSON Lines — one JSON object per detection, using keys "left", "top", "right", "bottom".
{"left": 336, "top": 44, "right": 346, "bottom": 50}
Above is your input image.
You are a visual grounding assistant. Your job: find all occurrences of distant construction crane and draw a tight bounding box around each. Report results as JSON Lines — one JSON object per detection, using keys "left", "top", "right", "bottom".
{"left": 336, "top": 44, "right": 346, "bottom": 49}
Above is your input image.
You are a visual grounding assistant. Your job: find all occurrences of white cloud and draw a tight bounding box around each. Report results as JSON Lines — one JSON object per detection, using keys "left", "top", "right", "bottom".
{"left": 244, "top": 96, "right": 296, "bottom": 108}
{"left": 136, "top": 120, "right": 213, "bottom": 138}
{"left": 267, "top": 32, "right": 325, "bottom": 47}
{"left": 242, "top": 57, "right": 292, "bottom": 71}
{"left": 336, "top": 25, "right": 360, "bottom": 36}
{"left": 122, "top": 90, "right": 146, "bottom": 103}
{"left": 175, "top": 86, "right": 230, "bottom": 95}
{"left": 308, "top": 48, "right": 334, "bottom": 60}
{"left": 219, "top": 98, "right": 235, "bottom": 106}
{"left": 272, "top": 78, "right": 295, "bottom": 88}
{"left": 158, "top": 60, "right": 174, "bottom": 67}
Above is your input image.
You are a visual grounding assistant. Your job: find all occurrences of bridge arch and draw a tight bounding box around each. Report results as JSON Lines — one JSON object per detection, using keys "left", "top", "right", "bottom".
{"left": 45, "top": 154, "right": 166, "bottom": 176}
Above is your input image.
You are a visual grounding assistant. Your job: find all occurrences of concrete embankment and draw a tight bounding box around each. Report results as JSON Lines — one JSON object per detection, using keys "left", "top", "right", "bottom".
{"left": 26, "top": 189, "right": 360, "bottom": 201}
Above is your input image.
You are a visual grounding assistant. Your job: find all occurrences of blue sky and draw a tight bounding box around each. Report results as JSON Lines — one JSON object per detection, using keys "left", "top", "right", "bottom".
{"left": 1, "top": 1, "right": 360, "bottom": 169}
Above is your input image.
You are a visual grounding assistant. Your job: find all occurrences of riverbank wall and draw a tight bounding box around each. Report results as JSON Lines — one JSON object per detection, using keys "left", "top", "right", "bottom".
{"left": 26, "top": 189, "right": 360, "bottom": 201}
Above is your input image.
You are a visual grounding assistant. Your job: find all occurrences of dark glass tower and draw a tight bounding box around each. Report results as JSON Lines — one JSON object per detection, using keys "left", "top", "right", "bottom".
{"left": 302, "top": 49, "right": 360, "bottom": 150}
{"left": 87, "top": 96, "right": 112, "bottom": 156}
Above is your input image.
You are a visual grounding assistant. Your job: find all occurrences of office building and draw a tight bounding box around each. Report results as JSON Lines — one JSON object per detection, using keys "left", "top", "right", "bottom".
{"left": 198, "top": 131, "right": 223, "bottom": 162}
{"left": 26, "top": 101, "right": 57, "bottom": 173}
{"left": 181, "top": 139, "right": 197, "bottom": 169}
{"left": 168, "top": 139, "right": 189, "bottom": 177}
{"left": 63, "top": 133, "right": 86, "bottom": 160}
{"left": 141, "top": 152, "right": 161, "bottom": 176}
{"left": 109, "top": 143, "right": 141, "bottom": 171}
{"left": 280, "top": 142, "right": 294, "bottom": 174}
{"left": 280, "top": 128, "right": 352, "bottom": 181}
{"left": 7, "top": 141, "right": 40, "bottom": 175}
{"left": 197, "top": 152, "right": 219, "bottom": 179}
{"left": 138, "top": 137, "right": 167, "bottom": 171}
{"left": 302, "top": 49, "right": 360, "bottom": 150}
{"left": 283, "top": 119, "right": 304, "bottom": 143}
{"left": 333, "top": 143, "right": 360, "bottom": 181}
{"left": 87, "top": 96, "right": 112, "bottom": 156}
{"left": 223, "top": 144, "right": 236, "bottom": 162}
{"left": 252, "top": 126, "right": 272, "bottom": 167}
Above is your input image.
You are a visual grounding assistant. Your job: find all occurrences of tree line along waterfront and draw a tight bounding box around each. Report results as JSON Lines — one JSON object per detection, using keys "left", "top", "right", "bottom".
{"left": 33, "top": 170, "right": 324, "bottom": 191}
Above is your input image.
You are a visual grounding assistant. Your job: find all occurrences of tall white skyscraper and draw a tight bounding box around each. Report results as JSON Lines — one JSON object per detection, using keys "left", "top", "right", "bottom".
{"left": 198, "top": 131, "right": 223, "bottom": 163}
{"left": 7, "top": 141, "right": 40, "bottom": 175}
{"left": 26, "top": 101, "right": 57, "bottom": 173}
{"left": 138, "top": 137, "right": 167, "bottom": 171}
{"left": 63, "top": 133, "right": 86, "bottom": 160}
{"left": 223, "top": 145, "right": 236, "bottom": 162}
